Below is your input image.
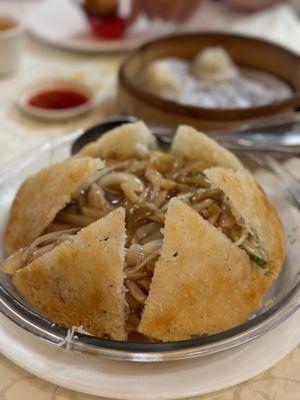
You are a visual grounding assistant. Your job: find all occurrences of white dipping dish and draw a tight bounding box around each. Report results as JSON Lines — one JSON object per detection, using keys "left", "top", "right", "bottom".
{"left": 17, "top": 79, "right": 95, "bottom": 121}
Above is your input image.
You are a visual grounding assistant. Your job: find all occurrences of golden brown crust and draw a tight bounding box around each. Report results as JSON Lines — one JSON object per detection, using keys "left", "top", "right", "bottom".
{"left": 138, "top": 199, "right": 270, "bottom": 342}
{"left": 79, "top": 121, "right": 157, "bottom": 159}
{"left": 171, "top": 125, "right": 244, "bottom": 171}
{"left": 4, "top": 157, "right": 104, "bottom": 255}
{"left": 13, "top": 208, "right": 127, "bottom": 341}
{"left": 204, "top": 167, "right": 285, "bottom": 277}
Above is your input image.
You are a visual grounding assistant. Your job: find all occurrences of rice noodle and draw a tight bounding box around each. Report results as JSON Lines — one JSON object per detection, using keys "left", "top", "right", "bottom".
{"left": 218, "top": 207, "right": 236, "bottom": 229}
{"left": 138, "top": 186, "right": 150, "bottom": 202}
{"left": 0, "top": 248, "right": 26, "bottom": 275}
{"left": 125, "top": 281, "right": 147, "bottom": 305}
{"left": 87, "top": 184, "right": 110, "bottom": 210}
{"left": 140, "top": 229, "right": 163, "bottom": 244}
{"left": 45, "top": 223, "right": 74, "bottom": 232}
{"left": 126, "top": 243, "right": 145, "bottom": 267}
{"left": 191, "top": 198, "right": 214, "bottom": 212}
{"left": 127, "top": 313, "right": 140, "bottom": 328}
{"left": 99, "top": 172, "right": 144, "bottom": 193}
{"left": 148, "top": 212, "right": 165, "bottom": 224}
{"left": 56, "top": 212, "right": 95, "bottom": 227}
{"left": 1, "top": 229, "right": 78, "bottom": 275}
{"left": 77, "top": 161, "right": 130, "bottom": 194}
{"left": 127, "top": 249, "right": 161, "bottom": 278}
{"left": 207, "top": 204, "right": 221, "bottom": 225}
{"left": 81, "top": 206, "right": 105, "bottom": 219}
{"left": 126, "top": 269, "right": 147, "bottom": 281}
{"left": 76, "top": 193, "right": 86, "bottom": 209}
{"left": 142, "top": 239, "right": 163, "bottom": 254}
{"left": 241, "top": 238, "right": 263, "bottom": 258}
{"left": 191, "top": 188, "right": 222, "bottom": 203}
{"left": 27, "top": 244, "right": 56, "bottom": 263}
{"left": 127, "top": 160, "right": 147, "bottom": 173}
{"left": 154, "top": 190, "right": 167, "bottom": 208}
{"left": 135, "top": 222, "right": 160, "bottom": 241}
{"left": 126, "top": 293, "right": 141, "bottom": 311}
{"left": 234, "top": 227, "right": 249, "bottom": 247}
{"left": 145, "top": 163, "right": 175, "bottom": 190}
{"left": 23, "top": 228, "right": 78, "bottom": 263}
{"left": 160, "top": 192, "right": 192, "bottom": 212}
{"left": 126, "top": 249, "right": 160, "bottom": 280}
{"left": 173, "top": 161, "right": 209, "bottom": 178}
{"left": 137, "top": 276, "right": 152, "bottom": 291}
{"left": 121, "top": 182, "right": 140, "bottom": 203}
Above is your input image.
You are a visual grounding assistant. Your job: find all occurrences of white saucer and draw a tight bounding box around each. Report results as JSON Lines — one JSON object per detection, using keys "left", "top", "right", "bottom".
{"left": 26, "top": 0, "right": 175, "bottom": 53}
{"left": 0, "top": 310, "right": 299, "bottom": 399}
{"left": 17, "top": 79, "right": 95, "bottom": 121}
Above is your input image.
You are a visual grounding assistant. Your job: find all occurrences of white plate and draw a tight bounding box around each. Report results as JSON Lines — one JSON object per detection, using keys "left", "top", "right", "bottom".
{"left": 26, "top": 0, "right": 175, "bottom": 53}
{"left": 0, "top": 309, "right": 299, "bottom": 399}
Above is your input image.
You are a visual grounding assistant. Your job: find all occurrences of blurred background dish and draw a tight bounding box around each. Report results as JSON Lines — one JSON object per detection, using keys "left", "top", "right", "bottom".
{"left": 26, "top": 0, "right": 177, "bottom": 53}
{"left": 17, "top": 79, "right": 95, "bottom": 120}
{"left": 118, "top": 32, "right": 300, "bottom": 130}
{"left": 82, "top": 0, "right": 131, "bottom": 39}
{"left": 139, "top": 46, "right": 292, "bottom": 109}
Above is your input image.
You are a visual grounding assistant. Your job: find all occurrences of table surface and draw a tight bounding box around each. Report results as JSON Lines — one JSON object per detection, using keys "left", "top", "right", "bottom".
{"left": 0, "top": 1, "right": 300, "bottom": 399}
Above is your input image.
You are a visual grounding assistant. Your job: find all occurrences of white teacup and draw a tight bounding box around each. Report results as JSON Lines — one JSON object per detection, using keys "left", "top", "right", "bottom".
{"left": 0, "top": 15, "right": 23, "bottom": 75}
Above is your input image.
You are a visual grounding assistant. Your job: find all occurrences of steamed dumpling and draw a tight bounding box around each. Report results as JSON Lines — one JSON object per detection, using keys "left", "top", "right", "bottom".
{"left": 192, "top": 47, "right": 238, "bottom": 82}
{"left": 142, "top": 60, "right": 182, "bottom": 100}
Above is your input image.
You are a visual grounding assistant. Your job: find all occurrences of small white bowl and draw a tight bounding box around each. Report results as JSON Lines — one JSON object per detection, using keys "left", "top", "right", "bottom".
{"left": 17, "top": 79, "right": 95, "bottom": 121}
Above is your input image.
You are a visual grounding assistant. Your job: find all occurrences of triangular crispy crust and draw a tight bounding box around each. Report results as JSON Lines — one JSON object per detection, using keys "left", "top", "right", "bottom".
{"left": 13, "top": 208, "right": 127, "bottom": 341}
{"left": 171, "top": 125, "right": 243, "bottom": 171}
{"left": 204, "top": 167, "right": 285, "bottom": 277}
{"left": 5, "top": 156, "right": 104, "bottom": 255}
{"left": 79, "top": 121, "right": 157, "bottom": 159}
{"left": 139, "top": 199, "right": 270, "bottom": 342}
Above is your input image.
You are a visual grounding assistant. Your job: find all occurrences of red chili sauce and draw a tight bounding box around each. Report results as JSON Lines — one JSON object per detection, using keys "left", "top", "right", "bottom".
{"left": 88, "top": 14, "right": 128, "bottom": 39}
{"left": 28, "top": 89, "right": 89, "bottom": 110}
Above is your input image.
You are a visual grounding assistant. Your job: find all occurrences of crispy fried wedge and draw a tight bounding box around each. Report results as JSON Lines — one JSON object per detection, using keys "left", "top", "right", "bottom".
{"left": 5, "top": 157, "right": 104, "bottom": 255}
{"left": 171, "top": 125, "right": 243, "bottom": 171}
{"left": 204, "top": 167, "right": 285, "bottom": 277}
{"left": 13, "top": 208, "right": 127, "bottom": 340}
{"left": 79, "top": 121, "right": 157, "bottom": 159}
{"left": 138, "top": 198, "right": 271, "bottom": 341}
